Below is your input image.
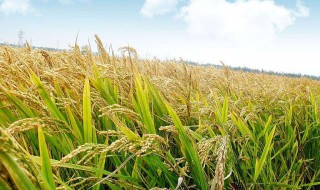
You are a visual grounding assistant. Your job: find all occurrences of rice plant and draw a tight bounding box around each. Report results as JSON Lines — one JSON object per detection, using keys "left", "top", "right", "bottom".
{"left": 1, "top": 36, "right": 320, "bottom": 189}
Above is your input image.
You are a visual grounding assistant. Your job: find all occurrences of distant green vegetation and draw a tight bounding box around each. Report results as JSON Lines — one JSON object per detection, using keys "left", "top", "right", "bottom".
{"left": 186, "top": 61, "right": 320, "bottom": 81}
{"left": 1, "top": 37, "right": 320, "bottom": 189}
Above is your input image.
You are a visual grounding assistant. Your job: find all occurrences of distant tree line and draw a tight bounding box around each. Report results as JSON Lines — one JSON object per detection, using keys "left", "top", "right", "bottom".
{"left": 185, "top": 61, "right": 320, "bottom": 81}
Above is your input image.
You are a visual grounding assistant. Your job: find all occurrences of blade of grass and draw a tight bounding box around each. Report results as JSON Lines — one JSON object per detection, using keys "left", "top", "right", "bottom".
{"left": 65, "top": 105, "right": 84, "bottom": 144}
{"left": 29, "top": 70, "right": 65, "bottom": 121}
{"left": 133, "top": 74, "right": 156, "bottom": 134}
{"left": 165, "top": 102, "right": 207, "bottom": 190}
{"left": 254, "top": 126, "right": 276, "bottom": 181}
{"left": 0, "top": 151, "right": 37, "bottom": 190}
{"left": 0, "top": 83, "right": 35, "bottom": 118}
{"left": 0, "top": 177, "right": 12, "bottom": 190}
{"left": 38, "top": 126, "right": 56, "bottom": 190}
{"left": 83, "top": 78, "right": 96, "bottom": 143}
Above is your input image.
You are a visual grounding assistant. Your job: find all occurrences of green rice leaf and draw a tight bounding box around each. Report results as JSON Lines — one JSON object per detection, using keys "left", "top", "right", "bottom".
{"left": 83, "top": 77, "right": 96, "bottom": 143}
{"left": 0, "top": 151, "right": 37, "bottom": 190}
{"left": 38, "top": 126, "right": 56, "bottom": 190}
{"left": 254, "top": 126, "right": 276, "bottom": 181}
{"left": 29, "top": 70, "right": 65, "bottom": 121}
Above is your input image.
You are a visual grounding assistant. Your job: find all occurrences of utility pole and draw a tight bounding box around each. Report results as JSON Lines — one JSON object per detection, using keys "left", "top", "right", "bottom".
{"left": 18, "top": 29, "right": 24, "bottom": 47}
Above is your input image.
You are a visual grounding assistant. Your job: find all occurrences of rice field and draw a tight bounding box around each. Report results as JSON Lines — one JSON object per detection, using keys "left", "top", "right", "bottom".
{"left": 1, "top": 36, "right": 320, "bottom": 189}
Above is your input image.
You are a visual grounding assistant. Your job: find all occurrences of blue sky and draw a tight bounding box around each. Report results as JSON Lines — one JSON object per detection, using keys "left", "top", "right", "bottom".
{"left": 0, "top": 0, "right": 319, "bottom": 75}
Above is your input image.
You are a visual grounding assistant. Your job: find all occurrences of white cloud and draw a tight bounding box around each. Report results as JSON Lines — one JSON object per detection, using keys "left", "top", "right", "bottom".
{"left": 140, "top": 0, "right": 179, "bottom": 18}
{"left": 0, "top": 0, "right": 32, "bottom": 14}
{"left": 294, "top": 0, "right": 309, "bottom": 17}
{"left": 0, "top": 0, "right": 91, "bottom": 14}
{"left": 137, "top": 0, "right": 317, "bottom": 75}
{"left": 140, "top": 0, "right": 309, "bottom": 44}
{"left": 178, "top": 0, "right": 309, "bottom": 44}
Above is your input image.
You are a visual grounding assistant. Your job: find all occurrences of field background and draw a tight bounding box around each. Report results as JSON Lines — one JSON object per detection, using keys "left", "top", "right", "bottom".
{"left": 1, "top": 37, "right": 320, "bottom": 190}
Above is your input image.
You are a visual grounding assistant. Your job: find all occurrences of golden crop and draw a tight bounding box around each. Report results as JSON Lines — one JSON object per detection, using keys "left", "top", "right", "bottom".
{"left": 1, "top": 36, "right": 320, "bottom": 190}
